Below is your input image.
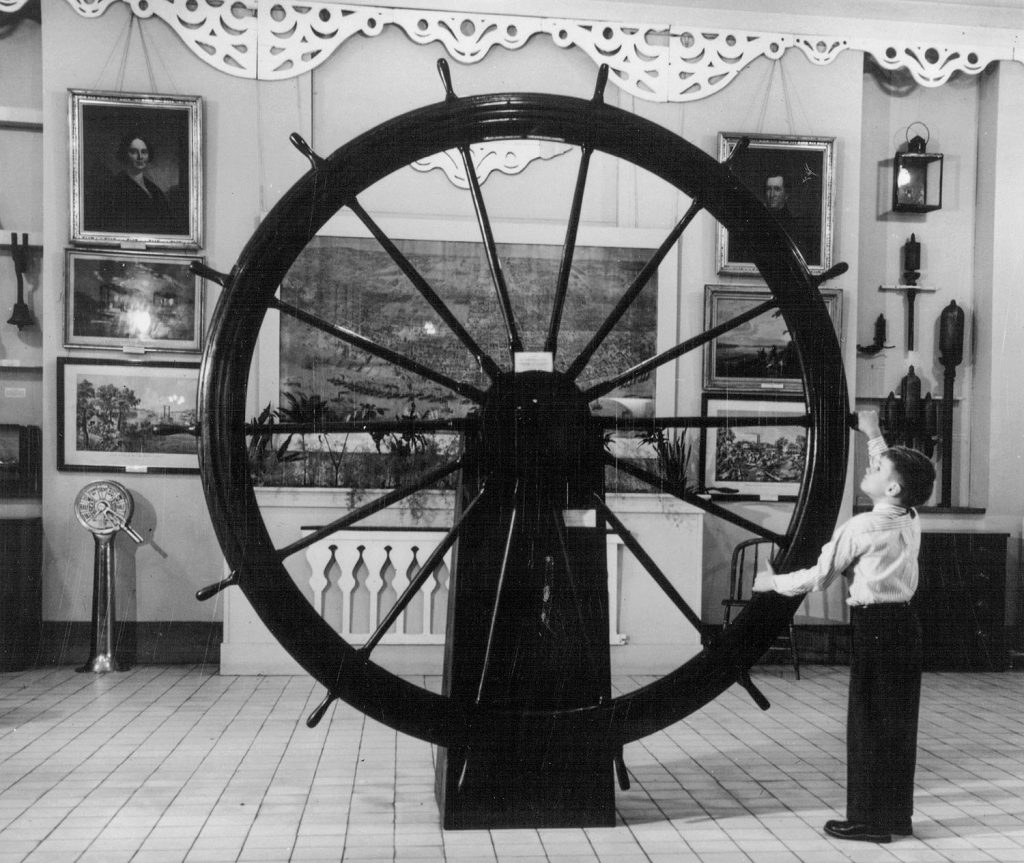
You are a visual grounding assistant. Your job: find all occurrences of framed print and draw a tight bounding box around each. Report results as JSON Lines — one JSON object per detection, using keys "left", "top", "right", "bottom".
{"left": 69, "top": 89, "right": 203, "bottom": 248}
{"left": 250, "top": 213, "right": 679, "bottom": 490}
{"left": 64, "top": 248, "right": 204, "bottom": 352}
{"left": 700, "top": 395, "right": 807, "bottom": 500}
{"left": 703, "top": 283, "right": 842, "bottom": 394}
{"left": 716, "top": 132, "right": 835, "bottom": 275}
{"left": 57, "top": 358, "right": 199, "bottom": 474}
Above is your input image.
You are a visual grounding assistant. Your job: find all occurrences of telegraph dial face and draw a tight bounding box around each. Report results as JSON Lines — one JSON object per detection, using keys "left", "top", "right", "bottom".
{"left": 74, "top": 480, "right": 134, "bottom": 536}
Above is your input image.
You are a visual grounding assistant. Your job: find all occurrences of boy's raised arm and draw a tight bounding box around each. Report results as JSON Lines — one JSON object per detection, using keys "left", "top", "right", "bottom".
{"left": 857, "top": 409, "right": 882, "bottom": 440}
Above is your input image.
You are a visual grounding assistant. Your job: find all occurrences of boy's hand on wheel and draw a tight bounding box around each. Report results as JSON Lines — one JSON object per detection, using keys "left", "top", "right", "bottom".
{"left": 751, "top": 562, "right": 776, "bottom": 593}
{"left": 857, "top": 409, "right": 882, "bottom": 439}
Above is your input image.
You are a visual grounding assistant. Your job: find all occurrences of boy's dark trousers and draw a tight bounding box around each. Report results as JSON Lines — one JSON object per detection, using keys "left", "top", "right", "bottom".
{"left": 846, "top": 603, "right": 923, "bottom": 831}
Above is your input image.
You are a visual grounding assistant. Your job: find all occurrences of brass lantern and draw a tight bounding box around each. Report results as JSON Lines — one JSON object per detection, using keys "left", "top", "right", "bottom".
{"left": 892, "top": 124, "right": 943, "bottom": 213}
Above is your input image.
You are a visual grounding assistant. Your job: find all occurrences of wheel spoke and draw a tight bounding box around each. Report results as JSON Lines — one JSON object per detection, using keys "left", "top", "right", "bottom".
{"left": 606, "top": 454, "right": 786, "bottom": 544}
{"left": 275, "top": 459, "right": 463, "bottom": 560}
{"left": 458, "top": 145, "right": 523, "bottom": 357}
{"left": 567, "top": 199, "right": 702, "bottom": 380}
{"left": 584, "top": 298, "right": 776, "bottom": 401}
{"left": 357, "top": 484, "right": 487, "bottom": 658}
{"left": 347, "top": 198, "right": 502, "bottom": 380}
{"left": 476, "top": 480, "right": 520, "bottom": 705}
{"left": 591, "top": 494, "right": 703, "bottom": 635}
{"left": 271, "top": 296, "right": 485, "bottom": 403}
{"left": 545, "top": 146, "right": 593, "bottom": 354}
{"left": 597, "top": 413, "right": 812, "bottom": 433}
{"left": 566, "top": 139, "right": 752, "bottom": 382}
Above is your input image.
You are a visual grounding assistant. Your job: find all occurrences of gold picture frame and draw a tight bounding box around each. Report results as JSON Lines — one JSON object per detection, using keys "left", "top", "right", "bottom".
{"left": 69, "top": 89, "right": 203, "bottom": 248}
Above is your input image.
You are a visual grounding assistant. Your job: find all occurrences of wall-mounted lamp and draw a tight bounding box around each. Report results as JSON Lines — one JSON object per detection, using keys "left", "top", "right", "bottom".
{"left": 857, "top": 313, "right": 894, "bottom": 356}
{"left": 892, "top": 123, "right": 943, "bottom": 213}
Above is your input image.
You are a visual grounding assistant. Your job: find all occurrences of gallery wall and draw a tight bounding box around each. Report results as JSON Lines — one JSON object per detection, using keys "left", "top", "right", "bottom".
{"left": 0, "top": 0, "right": 1018, "bottom": 657}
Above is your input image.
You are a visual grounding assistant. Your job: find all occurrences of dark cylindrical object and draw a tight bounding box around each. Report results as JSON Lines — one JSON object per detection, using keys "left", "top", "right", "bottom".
{"left": 904, "top": 233, "right": 921, "bottom": 273}
{"left": 937, "top": 301, "right": 963, "bottom": 505}
{"left": 899, "top": 366, "right": 921, "bottom": 448}
{"left": 939, "top": 300, "right": 965, "bottom": 367}
{"left": 874, "top": 314, "right": 887, "bottom": 344}
{"left": 881, "top": 392, "right": 899, "bottom": 441}
{"left": 924, "top": 394, "right": 938, "bottom": 439}
{"left": 921, "top": 393, "right": 935, "bottom": 457}
{"left": 906, "top": 289, "right": 918, "bottom": 350}
{"left": 900, "top": 366, "right": 921, "bottom": 401}
{"left": 940, "top": 366, "right": 955, "bottom": 506}
{"left": 900, "top": 365, "right": 921, "bottom": 416}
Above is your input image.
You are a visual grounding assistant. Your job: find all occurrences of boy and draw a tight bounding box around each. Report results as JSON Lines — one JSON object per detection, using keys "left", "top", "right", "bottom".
{"left": 753, "top": 410, "right": 936, "bottom": 843}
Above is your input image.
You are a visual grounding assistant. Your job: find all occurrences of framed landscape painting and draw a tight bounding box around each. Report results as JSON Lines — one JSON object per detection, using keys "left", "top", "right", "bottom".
{"left": 64, "top": 248, "right": 204, "bottom": 352}
{"left": 700, "top": 394, "right": 807, "bottom": 500}
{"left": 277, "top": 233, "right": 661, "bottom": 418}
{"left": 57, "top": 358, "right": 199, "bottom": 473}
{"left": 703, "top": 284, "right": 842, "bottom": 394}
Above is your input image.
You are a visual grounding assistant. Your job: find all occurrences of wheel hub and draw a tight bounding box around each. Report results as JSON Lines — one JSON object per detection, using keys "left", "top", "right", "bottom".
{"left": 479, "top": 370, "right": 600, "bottom": 489}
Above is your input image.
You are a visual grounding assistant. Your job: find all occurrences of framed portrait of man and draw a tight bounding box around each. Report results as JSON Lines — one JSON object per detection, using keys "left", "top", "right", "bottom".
{"left": 716, "top": 132, "right": 835, "bottom": 276}
{"left": 69, "top": 90, "right": 203, "bottom": 248}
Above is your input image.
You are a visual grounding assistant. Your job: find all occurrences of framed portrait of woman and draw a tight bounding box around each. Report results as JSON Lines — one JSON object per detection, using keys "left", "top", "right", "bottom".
{"left": 69, "top": 90, "right": 203, "bottom": 248}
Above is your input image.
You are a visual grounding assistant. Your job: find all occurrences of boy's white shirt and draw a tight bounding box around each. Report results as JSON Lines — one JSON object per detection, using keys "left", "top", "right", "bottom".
{"left": 768, "top": 436, "right": 922, "bottom": 605}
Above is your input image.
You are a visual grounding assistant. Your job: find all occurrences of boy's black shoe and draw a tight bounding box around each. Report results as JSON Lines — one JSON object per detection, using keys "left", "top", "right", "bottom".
{"left": 891, "top": 821, "right": 914, "bottom": 836}
{"left": 824, "top": 820, "right": 891, "bottom": 843}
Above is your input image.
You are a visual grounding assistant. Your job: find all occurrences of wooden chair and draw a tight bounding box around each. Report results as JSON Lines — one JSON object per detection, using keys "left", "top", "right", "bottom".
{"left": 722, "top": 538, "right": 800, "bottom": 678}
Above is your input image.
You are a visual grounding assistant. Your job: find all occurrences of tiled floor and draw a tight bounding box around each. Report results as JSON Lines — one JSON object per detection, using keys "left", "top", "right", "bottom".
{"left": 1, "top": 665, "right": 1023, "bottom": 863}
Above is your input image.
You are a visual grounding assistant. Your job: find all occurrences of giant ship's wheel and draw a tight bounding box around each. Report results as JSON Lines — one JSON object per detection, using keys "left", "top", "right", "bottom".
{"left": 196, "top": 64, "right": 849, "bottom": 785}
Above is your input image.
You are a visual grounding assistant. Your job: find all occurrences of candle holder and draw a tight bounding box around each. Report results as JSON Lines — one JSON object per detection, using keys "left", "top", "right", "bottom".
{"left": 903, "top": 233, "right": 921, "bottom": 284}
{"left": 878, "top": 233, "right": 935, "bottom": 350}
{"left": 857, "top": 313, "right": 894, "bottom": 356}
{"left": 879, "top": 365, "right": 939, "bottom": 457}
{"left": 6, "top": 233, "right": 33, "bottom": 330}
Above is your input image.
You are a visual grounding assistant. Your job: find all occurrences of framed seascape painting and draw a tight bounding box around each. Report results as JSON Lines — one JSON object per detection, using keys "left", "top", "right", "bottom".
{"left": 64, "top": 248, "right": 204, "bottom": 352}
{"left": 69, "top": 89, "right": 203, "bottom": 248}
{"left": 702, "top": 284, "right": 842, "bottom": 394}
{"left": 700, "top": 395, "right": 807, "bottom": 500}
{"left": 716, "top": 132, "right": 835, "bottom": 276}
{"left": 57, "top": 358, "right": 200, "bottom": 474}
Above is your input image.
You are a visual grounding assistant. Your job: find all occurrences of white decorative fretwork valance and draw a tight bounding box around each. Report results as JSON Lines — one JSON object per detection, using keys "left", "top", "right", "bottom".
{"left": 6, "top": 0, "right": 1019, "bottom": 95}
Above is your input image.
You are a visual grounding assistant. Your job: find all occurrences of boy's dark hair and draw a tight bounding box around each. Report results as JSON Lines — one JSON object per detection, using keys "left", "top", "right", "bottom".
{"left": 884, "top": 446, "right": 936, "bottom": 509}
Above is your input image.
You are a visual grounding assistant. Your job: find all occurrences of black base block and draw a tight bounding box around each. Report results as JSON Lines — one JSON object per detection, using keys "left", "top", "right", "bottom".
{"left": 436, "top": 721, "right": 615, "bottom": 829}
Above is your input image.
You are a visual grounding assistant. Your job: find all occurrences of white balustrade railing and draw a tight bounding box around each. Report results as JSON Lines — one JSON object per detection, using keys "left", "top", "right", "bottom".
{"left": 302, "top": 527, "right": 627, "bottom": 647}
